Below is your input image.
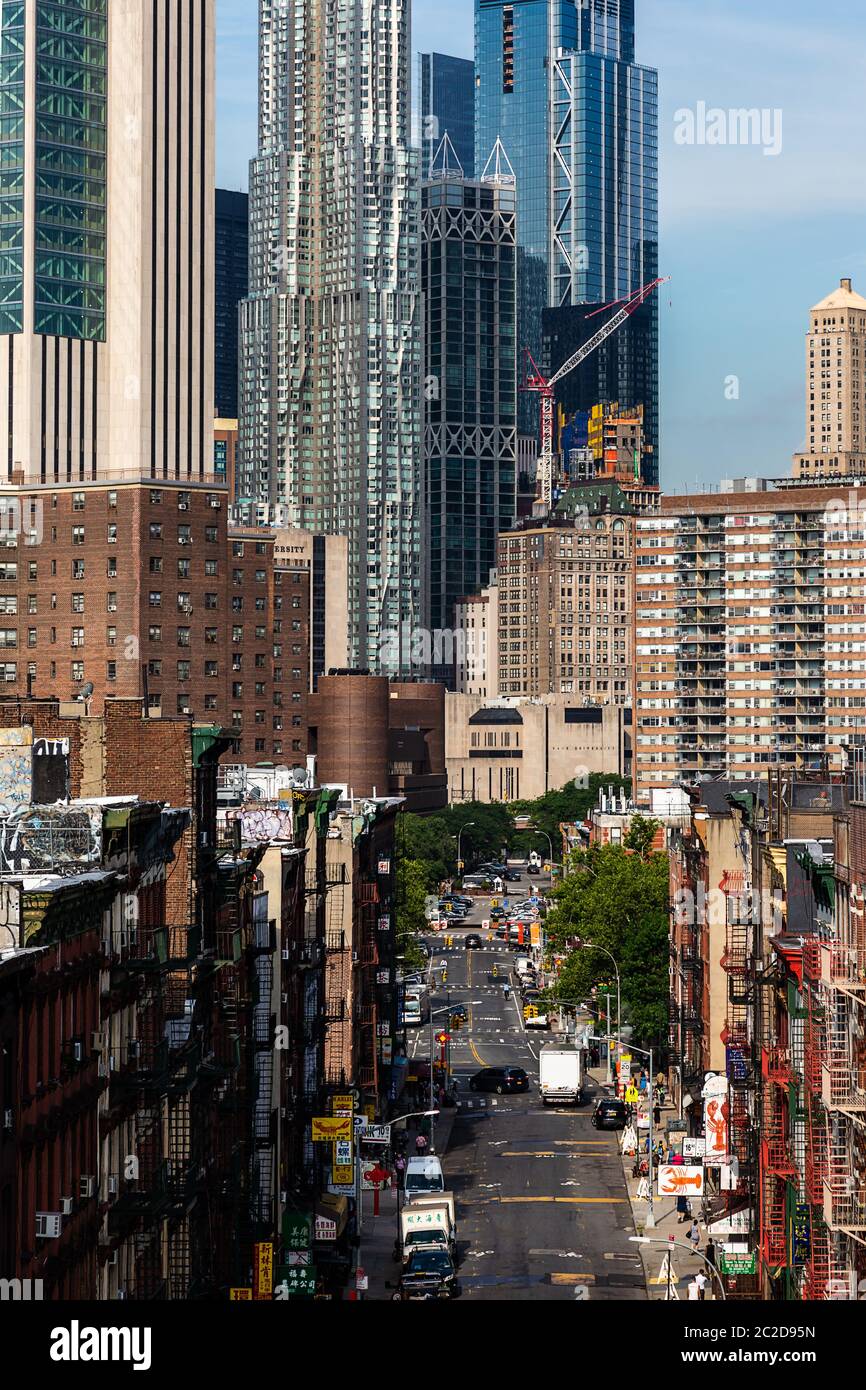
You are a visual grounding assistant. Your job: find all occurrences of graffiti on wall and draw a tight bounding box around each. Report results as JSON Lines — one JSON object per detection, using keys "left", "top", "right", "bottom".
{"left": 0, "top": 727, "right": 32, "bottom": 817}
{"left": 0, "top": 803, "right": 102, "bottom": 874}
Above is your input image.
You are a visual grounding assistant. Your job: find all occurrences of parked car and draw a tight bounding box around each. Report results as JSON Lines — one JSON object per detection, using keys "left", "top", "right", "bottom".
{"left": 591, "top": 1097, "right": 629, "bottom": 1130}
{"left": 469, "top": 1066, "right": 530, "bottom": 1095}
{"left": 504, "top": 869, "right": 523, "bottom": 882}
{"left": 464, "top": 933, "right": 483, "bottom": 949}
{"left": 489, "top": 907, "right": 505, "bottom": 921}
{"left": 404, "top": 1156, "right": 446, "bottom": 1199}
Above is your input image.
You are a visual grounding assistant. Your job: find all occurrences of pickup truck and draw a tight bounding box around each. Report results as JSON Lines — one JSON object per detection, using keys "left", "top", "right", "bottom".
{"left": 396, "top": 1247, "right": 461, "bottom": 1300}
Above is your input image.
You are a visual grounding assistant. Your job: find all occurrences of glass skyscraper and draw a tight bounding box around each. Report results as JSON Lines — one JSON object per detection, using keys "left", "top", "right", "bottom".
{"left": 475, "top": 0, "right": 658, "bottom": 471}
{"left": 419, "top": 52, "right": 476, "bottom": 179}
{"left": 240, "top": 0, "right": 423, "bottom": 672}
{"left": 214, "top": 190, "right": 249, "bottom": 419}
{"left": 422, "top": 160, "right": 517, "bottom": 672}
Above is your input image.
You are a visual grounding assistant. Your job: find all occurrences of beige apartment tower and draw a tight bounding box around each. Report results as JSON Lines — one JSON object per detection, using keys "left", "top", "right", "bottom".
{"left": 0, "top": 1, "right": 215, "bottom": 486}
{"left": 793, "top": 277, "right": 866, "bottom": 481}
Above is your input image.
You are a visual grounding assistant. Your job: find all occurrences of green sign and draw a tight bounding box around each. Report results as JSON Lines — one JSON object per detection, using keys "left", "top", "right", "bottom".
{"left": 282, "top": 1212, "right": 312, "bottom": 1251}
{"left": 276, "top": 1264, "right": 316, "bottom": 1297}
{"left": 720, "top": 1252, "right": 757, "bottom": 1276}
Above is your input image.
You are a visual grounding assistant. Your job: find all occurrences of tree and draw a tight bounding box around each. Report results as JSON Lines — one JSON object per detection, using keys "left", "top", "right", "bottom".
{"left": 398, "top": 813, "right": 455, "bottom": 890}
{"left": 509, "top": 774, "right": 631, "bottom": 859}
{"left": 395, "top": 856, "right": 431, "bottom": 973}
{"left": 623, "top": 814, "right": 662, "bottom": 859}
{"left": 544, "top": 841, "right": 669, "bottom": 1047}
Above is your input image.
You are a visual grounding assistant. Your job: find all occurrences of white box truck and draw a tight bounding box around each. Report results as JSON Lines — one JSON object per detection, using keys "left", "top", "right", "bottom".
{"left": 539, "top": 1042, "right": 584, "bottom": 1105}
{"left": 399, "top": 1193, "right": 456, "bottom": 1264}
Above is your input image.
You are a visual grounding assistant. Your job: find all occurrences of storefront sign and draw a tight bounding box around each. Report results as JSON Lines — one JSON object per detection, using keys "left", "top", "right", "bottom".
{"left": 276, "top": 1265, "right": 316, "bottom": 1297}
{"left": 282, "top": 1212, "right": 312, "bottom": 1251}
{"left": 682, "top": 1137, "right": 706, "bottom": 1159}
{"left": 657, "top": 1164, "right": 705, "bottom": 1197}
{"left": 702, "top": 1073, "right": 729, "bottom": 1163}
{"left": 229, "top": 1288, "right": 252, "bottom": 1300}
{"left": 720, "top": 1252, "right": 756, "bottom": 1276}
{"left": 312, "top": 1115, "right": 352, "bottom": 1141}
{"left": 314, "top": 1215, "right": 338, "bottom": 1242}
{"left": 253, "top": 1242, "right": 274, "bottom": 1299}
{"left": 359, "top": 1124, "right": 391, "bottom": 1144}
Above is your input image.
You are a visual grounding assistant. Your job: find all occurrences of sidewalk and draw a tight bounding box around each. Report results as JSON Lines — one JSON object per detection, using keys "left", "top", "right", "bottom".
{"left": 355, "top": 1103, "right": 460, "bottom": 1301}
{"left": 588, "top": 1067, "right": 720, "bottom": 1302}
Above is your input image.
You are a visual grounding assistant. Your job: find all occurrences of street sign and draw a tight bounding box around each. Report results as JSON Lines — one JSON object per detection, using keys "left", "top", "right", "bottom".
{"left": 282, "top": 1212, "right": 312, "bottom": 1250}
{"left": 720, "top": 1252, "right": 756, "bottom": 1276}
{"left": 657, "top": 1164, "right": 705, "bottom": 1197}
{"left": 682, "top": 1137, "right": 707, "bottom": 1159}
{"left": 358, "top": 1124, "right": 391, "bottom": 1144}
{"left": 276, "top": 1265, "right": 316, "bottom": 1297}
{"left": 312, "top": 1115, "right": 352, "bottom": 1141}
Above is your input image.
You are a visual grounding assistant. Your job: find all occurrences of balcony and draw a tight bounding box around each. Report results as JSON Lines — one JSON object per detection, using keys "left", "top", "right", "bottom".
{"left": 824, "top": 1184, "right": 866, "bottom": 1233}
{"left": 821, "top": 942, "right": 866, "bottom": 998}
{"left": 821, "top": 1061, "right": 866, "bottom": 1114}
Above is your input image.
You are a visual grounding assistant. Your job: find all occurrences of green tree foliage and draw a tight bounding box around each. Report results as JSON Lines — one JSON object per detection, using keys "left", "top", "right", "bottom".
{"left": 509, "top": 774, "right": 631, "bottom": 858}
{"left": 623, "top": 814, "right": 662, "bottom": 859}
{"left": 398, "top": 814, "right": 455, "bottom": 890}
{"left": 545, "top": 841, "right": 669, "bottom": 1047}
{"left": 396, "top": 856, "right": 431, "bottom": 973}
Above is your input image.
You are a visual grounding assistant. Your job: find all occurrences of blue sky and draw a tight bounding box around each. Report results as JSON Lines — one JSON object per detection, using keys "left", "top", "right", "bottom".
{"left": 216, "top": 0, "right": 866, "bottom": 493}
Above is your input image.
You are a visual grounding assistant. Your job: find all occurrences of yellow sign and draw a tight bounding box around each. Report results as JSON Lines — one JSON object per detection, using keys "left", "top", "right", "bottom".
{"left": 332, "top": 1093, "right": 354, "bottom": 1117}
{"left": 491, "top": 898, "right": 500, "bottom": 908}
{"left": 333, "top": 1138, "right": 354, "bottom": 1185}
{"left": 364, "top": 1103, "right": 375, "bottom": 1125}
{"left": 312, "top": 1115, "right": 352, "bottom": 1141}
{"left": 625, "top": 1084, "right": 640, "bottom": 1105}
{"left": 230, "top": 1288, "right": 252, "bottom": 1300}
{"left": 530, "top": 923, "right": 541, "bottom": 946}
{"left": 254, "top": 1242, "right": 273, "bottom": 1299}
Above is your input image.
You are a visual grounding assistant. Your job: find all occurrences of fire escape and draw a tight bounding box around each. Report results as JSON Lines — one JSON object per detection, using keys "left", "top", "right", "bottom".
{"left": 358, "top": 881, "right": 380, "bottom": 1097}
{"left": 323, "top": 861, "right": 349, "bottom": 1088}
{"left": 721, "top": 885, "right": 756, "bottom": 1202}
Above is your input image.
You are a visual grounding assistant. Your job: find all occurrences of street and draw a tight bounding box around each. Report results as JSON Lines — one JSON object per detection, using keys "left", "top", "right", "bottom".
{"left": 407, "top": 879, "right": 646, "bottom": 1301}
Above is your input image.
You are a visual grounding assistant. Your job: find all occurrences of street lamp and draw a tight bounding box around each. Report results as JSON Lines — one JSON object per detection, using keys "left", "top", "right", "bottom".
{"left": 630, "top": 1236, "right": 726, "bottom": 1301}
{"left": 573, "top": 940, "right": 621, "bottom": 1086}
{"left": 528, "top": 825, "right": 556, "bottom": 877}
{"left": 456, "top": 822, "right": 475, "bottom": 877}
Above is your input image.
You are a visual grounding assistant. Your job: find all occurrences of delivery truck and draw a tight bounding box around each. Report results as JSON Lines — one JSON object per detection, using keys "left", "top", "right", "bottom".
{"left": 539, "top": 1041, "right": 584, "bottom": 1105}
{"left": 399, "top": 1193, "right": 456, "bottom": 1265}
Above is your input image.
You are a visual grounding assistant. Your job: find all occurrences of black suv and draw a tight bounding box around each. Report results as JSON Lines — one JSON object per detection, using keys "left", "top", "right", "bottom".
{"left": 465, "top": 933, "right": 483, "bottom": 949}
{"left": 469, "top": 1066, "right": 530, "bottom": 1095}
{"left": 591, "top": 1097, "right": 629, "bottom": 1130}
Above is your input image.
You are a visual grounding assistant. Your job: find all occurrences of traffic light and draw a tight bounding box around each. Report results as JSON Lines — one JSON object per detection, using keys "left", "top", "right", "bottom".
{"left": 523, "top": 1004, "right": 538, "bottom": 1021}
{"left": 450, "top": 1015, "right": 462, "bottom": 1031}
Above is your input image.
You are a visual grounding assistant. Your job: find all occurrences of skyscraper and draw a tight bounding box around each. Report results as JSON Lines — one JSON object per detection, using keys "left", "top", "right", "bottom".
{"left": 475, "top": 1, "right": 658, "bottom": 465}
{"left": 215, "top": 190, "right": 249, "bottom": 419}
{"left": 421, "top": 140, "right": 517, "bottom": 672}
{"left": 0, "top": 0, "right": 215, "bottom": 486}
{"left": 239, "top": 0, "right": 423, "bottom": 672}
{"left": 793, "top": 277, "right": 866, "bottom": 481}
{"left": 419, "top": 52, "right": 476, "bottom": 179}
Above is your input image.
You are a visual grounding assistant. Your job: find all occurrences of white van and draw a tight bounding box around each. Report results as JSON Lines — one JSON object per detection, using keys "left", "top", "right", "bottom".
{"left": 404, "top": 1156, "right": 445, "bottom": 1200}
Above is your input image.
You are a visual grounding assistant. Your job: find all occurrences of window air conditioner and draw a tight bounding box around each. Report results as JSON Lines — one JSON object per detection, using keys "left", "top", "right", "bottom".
{"left": 60, "top": 1196, "right": 74, "bottom": 1215}
{"left": 80, "top": 1176, "right": 96, "bottom": 1199}
{"left": 36, "top": 1213, "right": 62, "bottom": 1239}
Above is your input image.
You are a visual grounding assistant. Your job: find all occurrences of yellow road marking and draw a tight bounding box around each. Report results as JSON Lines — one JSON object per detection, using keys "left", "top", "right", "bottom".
{"left": 498, "top": 1196, "right": 626, "bottom": 1205}
{"left": 549, "top": 1273, "right": 596, "bottom": 1285}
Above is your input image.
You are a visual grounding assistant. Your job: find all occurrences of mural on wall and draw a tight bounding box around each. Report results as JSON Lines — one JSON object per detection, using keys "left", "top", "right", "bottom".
{"left": 0, "top": 727, "right": 32, "bottom": 817}
{"left": 0, "top": 803, "right": 102, "bottom": 874}
{"left": 225, "top": 805, "right": 294, "bottom": 843}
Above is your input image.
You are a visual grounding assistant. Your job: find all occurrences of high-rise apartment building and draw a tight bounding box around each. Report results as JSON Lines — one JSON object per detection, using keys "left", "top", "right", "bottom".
{"left": 421, "top": 148, "right": 517, "bottom": 660}
{"left": 419, "top": 52, "right": 476, "bottom": 178}
{"left": 793, "top": 277, "right": 866, "bottom": 481}
{"left": 475, "top": 0, "right": 658, "bottom": 456}
{"left": 633, "top": 480, "right": 866, "bottom": 802}
{"left": 239, "top": 0, "right": 422, "bottom": 672}
{"left": 214, "top": 190, "right": 249, "bottom": 418}
{"left": 0, "top": 0, "right": 215, "bottom": 486}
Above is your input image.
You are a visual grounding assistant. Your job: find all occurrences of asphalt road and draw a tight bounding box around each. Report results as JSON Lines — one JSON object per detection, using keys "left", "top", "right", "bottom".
{"left": 408, "top": 880, "right": 645, "bottom": 1302}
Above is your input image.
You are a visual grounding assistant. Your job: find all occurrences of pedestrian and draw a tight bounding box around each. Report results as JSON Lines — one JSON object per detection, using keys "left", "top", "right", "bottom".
{"left": 687, "top": 1277, "right": 700, "bottom": 1302}
{"left": 705, "top": 1238, "right": 717, "bottom": 1270}
{"left": 415, "top": 1131, "right": 428, "bottom": 1156}
{"left": 695, "top": 1269, "right": 708, "bottom": 1301}
{"left": 676, "top": 1194, "right": 690, "bottom": 1224}
{"left": 688, "top": 1218, "right": 701, "bottom": 1252}
{"left": 637, "top": 1174, "right": 650, "bottom": 1201}
{"left": 639, "top": 1071, "right": 648, "bottom": 1094}
{"left": 394, "top": 1153, "right": 406, "bottom": 1187}
{"left": 653, "top": 1102, "right": 661, "bottom": 1127}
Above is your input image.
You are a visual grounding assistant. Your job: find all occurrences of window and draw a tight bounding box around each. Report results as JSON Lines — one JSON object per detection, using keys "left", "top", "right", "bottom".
{"left": 273, "top": 716, "right": 283, "bottom": 731}
{"left": 71, "top": 628, "right": 84, "bottom": 647}
{"left": 177, "top": 628, "right": 190, "bottom": 647}
{"left": 72, "top": 526, "right": 84, "bottom": 545}
{"left": 232, "top": 596, "right": 243, "bottom": 612}
{"left": 149, "top": 591, "right": 162, "bottom": 607}
{"left": 205, "top": 526, "right": 218, "bottom": 543}
{"left": 27, "top": 628, "right": 36, "bottom": 647}
{"left": 149, "top": 556, "right": 162, "bottom": 573}
{"left": 177, "top": 661, "right": 191, "bottom": 682}
{"left": 106, "top": 626, "right": 116, "bottom": 646}
{"left": 254, "top": 739, "right": 265, "bottom": 753}
{"left": 255, "top": 570, "right": 266, "bottom": 584}
{"left": 231, "top": 710, "right": 242, "bottom": 728}
{"left": 177, "top": 593, "right": 191, "bottom": 612}
{"left": 232, "top": 682, "right": 243, "bottom": 698}
{"left": 71, "top": 594, "right": 84, "bottom": 613}
{"left": 177, "top": 491, "right": 191, "bottom": 511}
{"left": 28, "top": 596, "right": 36, "bottom": 614}
{"left": 205, "top": 592, "right": 218, "bottom": 609}
{"left": 148, "top": 659, "right": 162, "bottom": 676}
{"left": 205, "top": 627, "right": 218, "bottom": 644}
{"left": 232, "top": 626, "right": 243, "bottom": 643}
{"left": 233, "top": 569, "right": 243, "bottom": 586}
{"left": 72, "top": 491, "right": 85, "bottom": 511}
{"left": 255, "top": 598, "right": 265, "bottom": 612}
{"left": 205, "top": 661, "right": 218, "bottom": 678}
{"left": 150, "top": 490, "right": 162, "bottom": 505}
{"left": 71, "top": 559, "right": 84, "bottom": 579}
{"left": 255, "top": 653, "right": 266, "bottom": 669}
{"left": 148, "top": 693, "right": 162, "bottom": 711}
{"left": 255, "top": 682, "right": 265, "bottom": 697}
{"left": 107, "top": 491, "right": 117, "bottom": 509}
{"left": 177, "top": 558, "right": 190, "bottom": 579}
{"left": 232, "top": 542, "right": 244, "bottom": 558}
{"left": 71, "top": 660, "right": 84, "bottom": 681}
{"left": 107, "top": 524, "right": 117, "bottom": 544}
{"left": 148, "top": 625, "right": 162, "bottom": 643}
{"left": 149, "top": 522, "right": 162, "bottom": 540}
{"left": 106, "top": 661, "right": 116, "bottom": 682}
{"left": 0, "top": 595, "right": 16, "bottom": 615}
{"left": 178, "top": 526, "right": 191, "bottom": 545}
{"left": 106, "top": 556, "right": 116, "bottom": 577}
{"left": 273, "top": 742, "right": 282, "bottom": 756}
{"left": 177, "top": 694, "right": 191, "bottom": 715}
{"left": 204, "top": 694, "right": 217, "bottom": 711}
{"left": 205, "top": 559, "right": 218, "bottom": 577}
{"left": 28, "top": 561, "right": 37, "bottom": 581}
{"left": 107, "top": 592, "right": 117, "bottom": 612}
{"left": 255, "top": 542, "right": 267, "bottom": 556}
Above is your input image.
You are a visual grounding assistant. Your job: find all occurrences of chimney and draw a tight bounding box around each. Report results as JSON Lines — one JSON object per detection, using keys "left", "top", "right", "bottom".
{"left": 842, "top": 277, "right": 853, "bottom": 293}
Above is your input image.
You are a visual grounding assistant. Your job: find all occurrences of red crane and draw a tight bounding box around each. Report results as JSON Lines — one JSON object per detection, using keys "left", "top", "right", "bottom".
{"left": 524, "top": 276, "right": 669, "bottom": 506}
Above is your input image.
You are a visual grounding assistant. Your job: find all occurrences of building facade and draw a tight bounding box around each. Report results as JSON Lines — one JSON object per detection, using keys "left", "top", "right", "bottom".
{"left": 0, "top": 0, "right": 215, "bottom": 487}
{"left": 214, "top": 190, "right": 249, "bottom": 418}
{"left": 419, "top": 52, "right": 475, "bottom": 178}
{"left": 422, "top": 158, "right": 517, "bottom": 653}
{"left": 793, "top": 278, "right": 866, "bottom": 482}
{"left": 633, "top": 479, "right": 866, "bottom": 803}
{"left": 239, "top": 0, "right": 423, "bottom": 672}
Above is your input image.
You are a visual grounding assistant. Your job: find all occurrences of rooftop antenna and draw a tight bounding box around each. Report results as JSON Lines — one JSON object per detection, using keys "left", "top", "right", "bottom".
{"left": 480, "top": 136, "right": 516, "bottom": 186}
{"left": 428, "top": 131, "right": 464, "bottom": 182}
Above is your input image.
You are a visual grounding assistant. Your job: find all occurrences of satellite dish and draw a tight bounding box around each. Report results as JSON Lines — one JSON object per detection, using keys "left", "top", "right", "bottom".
{"left": 289, "top": 765, "right": 308, "bottom": 788}
{"left": 79, "top": 682, "right": 94, "bottom": 700}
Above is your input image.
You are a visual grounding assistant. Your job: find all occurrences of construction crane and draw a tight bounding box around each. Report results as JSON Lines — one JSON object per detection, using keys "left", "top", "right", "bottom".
{"left": 523, "top": 276, "right": 669, "bottom": 507}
